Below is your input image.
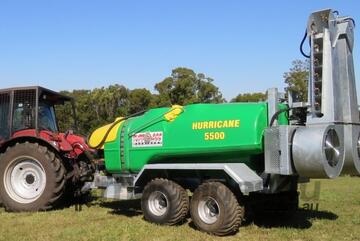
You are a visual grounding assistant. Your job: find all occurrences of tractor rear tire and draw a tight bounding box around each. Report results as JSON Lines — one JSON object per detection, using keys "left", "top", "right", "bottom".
{"left": 190, "top": 182, "right": 244, "bottom": 236}
{"left": 0, "top": 142, "right": 66, "bottom": 212}
{"left": 141, "top": 178, "right": 189, "bottom": 225}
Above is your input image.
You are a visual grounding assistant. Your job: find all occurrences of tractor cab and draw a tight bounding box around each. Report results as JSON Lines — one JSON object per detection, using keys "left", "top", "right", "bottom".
{"left": 0, "top": 86, "right": 75, "bottom": 142}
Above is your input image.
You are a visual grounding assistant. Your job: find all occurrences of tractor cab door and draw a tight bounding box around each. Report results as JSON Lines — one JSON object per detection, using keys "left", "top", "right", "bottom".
{"left": 38, "top": 102, "right": 58, "bottom": 132}
{"left": 11, "top": 88, "right": 58, "bottom": 135}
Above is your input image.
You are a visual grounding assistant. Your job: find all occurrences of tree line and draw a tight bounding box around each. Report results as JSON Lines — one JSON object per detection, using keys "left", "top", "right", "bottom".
{"left": 56, "top": 60, "right": 308, "bottom": 135}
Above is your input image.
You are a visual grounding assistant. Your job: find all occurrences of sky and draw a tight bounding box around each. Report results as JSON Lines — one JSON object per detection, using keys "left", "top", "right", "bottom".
{"left": 0, "top": 1, "right": 359, "bottom": 101}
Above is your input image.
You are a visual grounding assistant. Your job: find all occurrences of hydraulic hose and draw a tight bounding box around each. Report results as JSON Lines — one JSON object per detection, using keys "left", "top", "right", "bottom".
{"left": 343, "top": 17, "right": 356, "bottom": 27}
{"left": 269, "top": 107, "right": 292, "bottom": 127}
{"left": 300, "top": 29, "right": 310, "bottom": 58}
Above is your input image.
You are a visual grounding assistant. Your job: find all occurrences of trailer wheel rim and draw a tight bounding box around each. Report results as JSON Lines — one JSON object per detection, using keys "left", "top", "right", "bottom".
{"left": 148, "top": 191, "right": 168, "bottom": 216}
{"left": 198, "top": 197, "right": 220, "bottom": 224}
{"left": 4, "top": 156, "right": 47, "bottom": 204}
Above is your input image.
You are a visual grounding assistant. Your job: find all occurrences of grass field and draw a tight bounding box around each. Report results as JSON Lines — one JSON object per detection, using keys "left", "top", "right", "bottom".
{"left": 1, "top": 176, "right": 360, "bottom": 241}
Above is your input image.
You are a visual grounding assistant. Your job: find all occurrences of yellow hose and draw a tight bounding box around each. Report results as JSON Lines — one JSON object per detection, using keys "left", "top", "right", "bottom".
{"left": 88, "top": 117, "right": 125, "bottom": 149}
{"left": 87, "top": 105, "right": 183, "bottom": 149}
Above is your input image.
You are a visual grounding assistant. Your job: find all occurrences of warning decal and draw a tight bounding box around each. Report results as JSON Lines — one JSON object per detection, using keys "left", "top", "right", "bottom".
{"left": 132, "top": 131, "right": 163, "bottom": 147}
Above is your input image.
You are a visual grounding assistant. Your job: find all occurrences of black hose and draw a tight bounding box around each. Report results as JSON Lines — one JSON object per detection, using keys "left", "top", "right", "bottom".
{"left": 269, "top": 107, "right": 292, "bottom": 127}
{"left": 300, "top": 29, "right": 310, "bottom": 58}
{"left": 344, "top": 17, "right": 356, "bottom": 27}
{"left": 86, "top": 109, "right": 147, "bottom": 149}
{"left": 299, "top": 14, "right": 355, "bottom": 59}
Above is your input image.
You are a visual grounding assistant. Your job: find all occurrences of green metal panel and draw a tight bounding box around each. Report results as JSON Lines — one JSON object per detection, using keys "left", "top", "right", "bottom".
{"left": 103, "top": 102, "right": 289, "bottom": 174}
{"left": 103, "top": 123, "right": 123, "bottom": 173}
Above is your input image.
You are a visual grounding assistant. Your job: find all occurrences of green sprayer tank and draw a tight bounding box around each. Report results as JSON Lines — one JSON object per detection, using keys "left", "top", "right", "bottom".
{"left": 86, "top": 9, "right": 360, "bottom": 236}
{"left": 90, "top": 102, "right": 288, "bottom": 174}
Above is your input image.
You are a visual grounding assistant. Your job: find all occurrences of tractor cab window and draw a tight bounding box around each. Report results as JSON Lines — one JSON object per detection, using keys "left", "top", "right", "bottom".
{"left": 12, "top": 102, "right": 35, "bottom": 132}
{"left": 12, "top": 102, "right": 58, "bottom": 133}
{"left": 38, "top": 103, "right": 58, "bottom": 132}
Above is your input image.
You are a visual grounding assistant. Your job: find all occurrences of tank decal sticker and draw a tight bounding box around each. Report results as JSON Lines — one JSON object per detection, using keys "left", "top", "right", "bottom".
{"left": 132, "top": 131, "right": 163, "bottom": 147}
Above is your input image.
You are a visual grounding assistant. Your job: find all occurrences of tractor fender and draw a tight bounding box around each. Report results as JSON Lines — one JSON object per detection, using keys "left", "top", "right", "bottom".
{"left": 0, "top": 136, "right": 61, "bottom": 156}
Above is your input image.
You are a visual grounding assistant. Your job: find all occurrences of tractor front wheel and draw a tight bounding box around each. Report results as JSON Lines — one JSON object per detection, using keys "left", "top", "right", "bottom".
{"left": 0, "top": 142, "right": 65, "bottom": 212}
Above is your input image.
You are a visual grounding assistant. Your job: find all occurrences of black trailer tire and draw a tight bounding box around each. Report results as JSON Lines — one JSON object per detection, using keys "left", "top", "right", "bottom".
{"left": 0, "top": 142, "right": 65, "bottom": 212}
{"left": 141, "top": 178, "right": 189, "bottom": 225}
{"left": 190, "top": 182, "right": 244, "bottom": 236}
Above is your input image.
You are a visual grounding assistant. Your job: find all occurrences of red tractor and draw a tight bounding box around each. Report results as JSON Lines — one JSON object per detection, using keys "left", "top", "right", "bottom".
{"left": 0, "top": 86, "right": 94, "bottom": 211}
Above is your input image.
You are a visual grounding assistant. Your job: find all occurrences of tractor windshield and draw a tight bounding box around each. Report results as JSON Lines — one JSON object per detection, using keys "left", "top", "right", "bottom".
{"left": 38, "top": 103, "right": 58, "bottom": 132}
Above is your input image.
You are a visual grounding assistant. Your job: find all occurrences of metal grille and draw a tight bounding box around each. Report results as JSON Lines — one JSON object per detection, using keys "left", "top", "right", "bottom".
{"left": 0, "top": 92, "right": 11, "bottom": 140}
{"left": 12, "top": 89, "right": 36, "bottom": 133}
{"left": 265, "top": 127, "right": 281, "bottom": 172}
{"left": 264, "top": 126, "right": 297, "bottom": 175}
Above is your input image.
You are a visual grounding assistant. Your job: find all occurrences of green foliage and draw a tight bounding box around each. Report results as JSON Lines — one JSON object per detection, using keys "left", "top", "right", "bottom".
{"left": 56, "top": 86, "right": 130, "bottom": 135}
{"left": 154, "top": 67, "right": 224, "bottom": 106}
{"left": 55, "top": 67, "right": 224, "bottom": 135}
{"left": 231, "top": 92, "right": 266, "bottom": 102}
{"left": 91, "top": 85, "right": 129, "bottom": 123}
{"left": 129, "top": 88, "right": 156, "bottom": 114}
{"left": 284, "top": 59, "right": 309, "bottom": 101}
{"left": 55, "top": 91, "right": 74, "bottom": 132}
